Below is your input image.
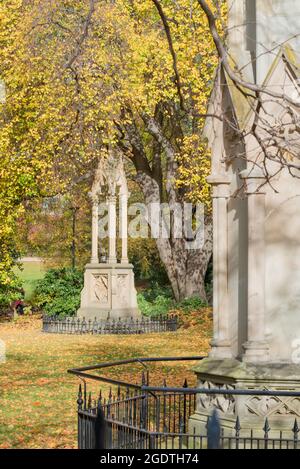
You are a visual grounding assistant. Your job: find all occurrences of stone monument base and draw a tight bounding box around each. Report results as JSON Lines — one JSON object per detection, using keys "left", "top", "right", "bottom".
{"left": 77, "top": 263, "right": 140, "bottom": 321}
{"left": 189, "top": 358, "right": 300, "bottom": 438}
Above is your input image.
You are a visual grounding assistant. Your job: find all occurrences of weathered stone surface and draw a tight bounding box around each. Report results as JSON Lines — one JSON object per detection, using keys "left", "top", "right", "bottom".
{"left": 190, "top": 359, "right": 300, "bottom": 436}
{"left": 193, "top": 359, "right": 300, "bottom": 384}
{"left": 77, "top": 263, "right": 140, "bottom": 320}
{"left": 191, "top": 2, "right": 300, "bottom": 434}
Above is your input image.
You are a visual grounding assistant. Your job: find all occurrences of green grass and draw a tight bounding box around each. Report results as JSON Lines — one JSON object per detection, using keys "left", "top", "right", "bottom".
{"left": 13, "top": 260, "right": 46, "bottom": 300}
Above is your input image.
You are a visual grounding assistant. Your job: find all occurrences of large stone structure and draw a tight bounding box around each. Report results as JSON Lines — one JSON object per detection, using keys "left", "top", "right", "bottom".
{"left": 190, "top": 0, "right": 300, "bottom": 433}
{"left": 77, "top": 152, "right": 140, "bottom": 320}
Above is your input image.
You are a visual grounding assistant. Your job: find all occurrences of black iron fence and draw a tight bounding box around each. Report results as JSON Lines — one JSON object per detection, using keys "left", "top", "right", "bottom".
{"left": 68, "top": 357, "right": 300, "bottom": 450}
{"left": 43, "top": 314, "right": 178, "bottom": 335}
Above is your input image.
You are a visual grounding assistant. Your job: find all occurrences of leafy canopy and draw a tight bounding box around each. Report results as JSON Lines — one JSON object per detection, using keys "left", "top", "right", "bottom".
{"left": 0, "top": 0, "right": 226, "bottom": 289}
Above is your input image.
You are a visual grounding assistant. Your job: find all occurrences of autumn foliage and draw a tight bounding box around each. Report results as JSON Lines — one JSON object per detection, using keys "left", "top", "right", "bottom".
{"left": 0, "top": 0, "right": 226, "bottom": 298}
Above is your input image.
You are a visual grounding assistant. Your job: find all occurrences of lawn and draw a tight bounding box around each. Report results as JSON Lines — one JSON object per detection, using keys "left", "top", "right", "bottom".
{"left": 13, "top": 259, "right": 46, "bottom": 300}
{"left": 0, "top": 315, "right": 211, "bottom": 449}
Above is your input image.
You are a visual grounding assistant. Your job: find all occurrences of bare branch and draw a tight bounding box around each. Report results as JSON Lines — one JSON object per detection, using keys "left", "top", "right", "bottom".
{"left": 64, "top": 0, "right": 96, "bottom": 70}
{"left": 151, "top": 0, "right": 186, "bottom": 112}
{"left": 196, "top": 0, "right": 300, "bottom": 108}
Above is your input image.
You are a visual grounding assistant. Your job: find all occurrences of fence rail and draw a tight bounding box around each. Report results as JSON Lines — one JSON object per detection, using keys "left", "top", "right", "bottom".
{"left": 43, "top": 314, "right": 178, "bottom": 335}
{"left": 69, "top": 356, "right": 300, "bottom": 450}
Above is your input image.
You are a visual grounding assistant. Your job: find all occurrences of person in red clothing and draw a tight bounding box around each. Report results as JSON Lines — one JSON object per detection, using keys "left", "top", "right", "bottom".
{"left": 14, "top": 300, "right": 25, "bottom": 315}
{"left": 11, "top": 290, "right": 25, "bottom": 316}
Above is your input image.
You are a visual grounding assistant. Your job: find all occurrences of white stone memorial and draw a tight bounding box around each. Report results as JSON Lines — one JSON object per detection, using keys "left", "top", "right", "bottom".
{"left": 190, "top": 0, "right": 300, "bottom": 433}
{"left": 77, "top": 151, "right": 140, "bottom": 320}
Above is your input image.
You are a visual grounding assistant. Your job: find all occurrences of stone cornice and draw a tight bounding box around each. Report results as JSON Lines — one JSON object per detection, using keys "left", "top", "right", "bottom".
{"left": 207, "top": 174, "right": 231, "bottom": 186}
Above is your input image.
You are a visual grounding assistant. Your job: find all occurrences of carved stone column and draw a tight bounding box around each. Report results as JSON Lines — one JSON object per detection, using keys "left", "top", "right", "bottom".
{"left": 207, "top": 174, "right": 232, "bottom": 359}
{"left": 91, "top": 195, "right": 99, "bottom": 264}
{"left": 120, "top": 193, "right": 128, "bottom": 264}
{"left": 108, "top": 195, "right": 117, "bottom": 263}
{"left": 240, "top": 168, "right": 269, "bottom": 362}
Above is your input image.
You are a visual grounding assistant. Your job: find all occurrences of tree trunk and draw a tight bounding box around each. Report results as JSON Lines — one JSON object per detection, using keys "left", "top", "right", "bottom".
{"left": 136, "top": 171, "right": 212, "bottom": 302}
{"left": 122, "top": 112, "right": 213, "bottom": 302}
{"left": 155, "top": 234, "right": 212, "bottom": 302}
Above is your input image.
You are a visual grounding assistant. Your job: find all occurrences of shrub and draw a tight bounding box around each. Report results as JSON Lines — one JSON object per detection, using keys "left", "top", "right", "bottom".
{"left": 137, "top": 293, "right": 173, "bottom": 317}
{"left": 177, "top": 296, "right": 208, "bottom": 312}
{"left": 0, "top": 275, "right": 24, "bottom": 312}
{"left": 32, "top": 268, "right": 83, "bottom": 318}
{"left": 137, "top": 284, "right": 208, "bottom": 317}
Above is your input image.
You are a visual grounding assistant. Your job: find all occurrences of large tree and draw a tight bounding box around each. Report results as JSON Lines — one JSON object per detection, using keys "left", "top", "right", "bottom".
{"left": 0, "top": 0, "right": 225, "bottom": 300}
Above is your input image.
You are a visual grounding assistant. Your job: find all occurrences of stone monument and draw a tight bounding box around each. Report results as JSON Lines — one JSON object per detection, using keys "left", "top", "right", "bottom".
{"left": 77, "top": 151, "right": 140, "bottom": 320}
{"left": 190, "top": 0, "right": 300, "bottom": 434}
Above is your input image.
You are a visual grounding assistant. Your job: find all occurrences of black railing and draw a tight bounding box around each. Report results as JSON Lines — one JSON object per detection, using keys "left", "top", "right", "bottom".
{"left": 68, "top": 357, "right": 300, "bottom": 450}
{"left": 43, "top": 314, "right": 178, "bottom": 335}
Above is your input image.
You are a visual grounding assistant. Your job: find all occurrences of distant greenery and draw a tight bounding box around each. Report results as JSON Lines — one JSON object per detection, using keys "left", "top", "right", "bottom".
{"left": 0, "top": 275, "right": 23, "bottom": 311}
{"left": 13, "top": 260, "right": 46, "bottom": 300}
{"left": 33, "top": 268, "right": 83, "bottom": 318}
{"left": 137, "top": 284, "right": 207, "bottom": 317}
{"left": 128, "top": 239, "right": 169, "bottom": 285}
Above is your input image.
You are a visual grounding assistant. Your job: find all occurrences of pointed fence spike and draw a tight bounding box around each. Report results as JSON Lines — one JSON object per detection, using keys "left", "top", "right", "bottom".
{"left": 183, "top": 378, "right": 188, "bottom": 388}
{"left": 97, "top": 398, "right": 102, "bottom": 411}
{"left": 263, "top": 417, "right": 271, "bottom": 434}
{"left": 234, "top": 416, "right": 241, "bottom": 434}
{"left": 88, "top": 392, "right": 92, "bottom": 409}
{"left": 293, "top": 418, "right": 299, "bottom": 435}
{"left": 77, "top": 384, "right": 83, "bottom": 408}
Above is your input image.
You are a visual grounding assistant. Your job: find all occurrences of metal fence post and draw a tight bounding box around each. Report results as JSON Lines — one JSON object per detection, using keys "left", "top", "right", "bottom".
{"left": 140, "top": 372, "right": 148, "bottom": 431}
{"left": 95, "top": 403, "right": 106, "bottom": 449}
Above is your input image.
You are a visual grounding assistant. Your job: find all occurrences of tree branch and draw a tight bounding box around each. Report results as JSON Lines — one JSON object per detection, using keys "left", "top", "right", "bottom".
{"left": 64, "top": 0, "right": 96, "bottom": 70}
{"left": 196, "top": 0, "right": 300, "bottom": 108}
{"left": 151, "top": 0, "right": 186, "bottom": 112}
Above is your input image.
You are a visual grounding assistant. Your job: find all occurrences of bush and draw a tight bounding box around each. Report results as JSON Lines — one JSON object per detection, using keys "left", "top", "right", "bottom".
{"left": 137, "top": 284, "right": 208, "bottom": 317}
{"left": 177, "top": 296, "right": 208, "bottom": 313}
{"left": 0, "top": 275, "right": 24, "bottom": 313}
{"left": 137, "top": 293, "right": 173, "bottom": 317}
{"left": 32, "top": 268, "right": 83, "bottom": 318}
